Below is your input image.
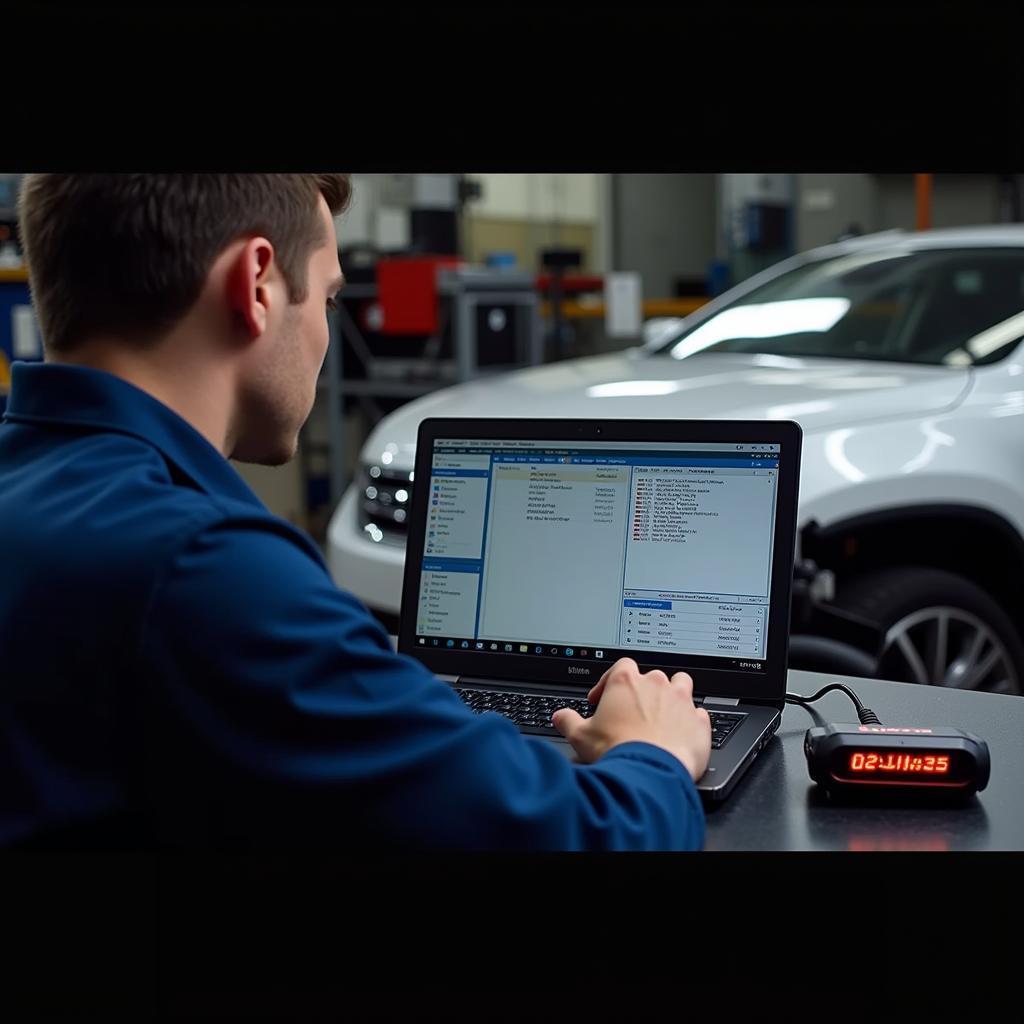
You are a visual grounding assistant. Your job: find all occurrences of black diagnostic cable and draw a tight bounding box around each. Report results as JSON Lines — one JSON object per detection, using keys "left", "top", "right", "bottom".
{"left": 785, "top": 682, "right": 881, "bottom": 725}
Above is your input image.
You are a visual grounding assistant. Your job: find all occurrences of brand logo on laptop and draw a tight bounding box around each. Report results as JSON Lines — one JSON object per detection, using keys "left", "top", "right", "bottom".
{"left": 568, "top": 666, "right": 591, "bottom": 675}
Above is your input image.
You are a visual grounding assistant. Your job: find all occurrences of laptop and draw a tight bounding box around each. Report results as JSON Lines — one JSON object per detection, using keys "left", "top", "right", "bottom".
{"left": 398, "top": 417, "right": 802, "bottom": 802}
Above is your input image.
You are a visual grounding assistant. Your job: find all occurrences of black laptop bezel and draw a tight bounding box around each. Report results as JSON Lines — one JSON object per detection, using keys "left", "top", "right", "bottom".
{"left": 398, "top": 417, "right": 802, "bottom": 706}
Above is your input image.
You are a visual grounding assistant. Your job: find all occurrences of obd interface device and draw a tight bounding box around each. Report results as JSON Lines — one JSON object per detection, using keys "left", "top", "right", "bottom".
{"left": 804, "top": 724, "right": 990, "bottom": 802}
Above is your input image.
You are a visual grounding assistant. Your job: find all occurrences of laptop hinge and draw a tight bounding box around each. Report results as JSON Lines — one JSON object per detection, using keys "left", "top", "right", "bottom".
{"left": 702, "top": 696, "right": 741, "bottom": 708}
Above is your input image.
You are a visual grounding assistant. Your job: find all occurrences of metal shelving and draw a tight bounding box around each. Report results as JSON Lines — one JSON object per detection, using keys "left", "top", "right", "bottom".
{"left": 317, "top": 270, "right": 542, "bottom": 508}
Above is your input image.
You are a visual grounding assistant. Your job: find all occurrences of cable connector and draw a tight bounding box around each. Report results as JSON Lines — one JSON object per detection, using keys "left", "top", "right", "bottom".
{"left": 785, "top": 681, "right": 881, "bottom": 725}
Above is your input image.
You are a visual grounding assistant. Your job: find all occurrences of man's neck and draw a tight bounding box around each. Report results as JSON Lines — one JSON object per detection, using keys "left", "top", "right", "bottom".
{"left": 55, "top": 342, "right": 236, "bottom": 457}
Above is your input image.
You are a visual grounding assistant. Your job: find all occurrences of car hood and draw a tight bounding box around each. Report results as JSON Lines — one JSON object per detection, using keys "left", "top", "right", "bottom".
{"left": 361, "top": 351, "right": 972, "bottom": 470}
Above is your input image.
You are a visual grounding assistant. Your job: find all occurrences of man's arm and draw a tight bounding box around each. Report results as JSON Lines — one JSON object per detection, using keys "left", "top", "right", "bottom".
{"left": 135, "top": 516, "right": 705, "bottom": 850}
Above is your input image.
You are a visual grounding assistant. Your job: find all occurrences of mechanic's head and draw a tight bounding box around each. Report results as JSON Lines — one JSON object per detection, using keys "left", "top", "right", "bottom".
{"left": 17, "top": 173, "right": 351, "bottom": 465}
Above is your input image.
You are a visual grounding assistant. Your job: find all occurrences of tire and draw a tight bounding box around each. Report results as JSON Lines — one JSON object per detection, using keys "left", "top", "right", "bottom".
{"left": 832, "top": 567, "right": 1024, "bottom": 695}
{"left": 788, "top": 634, "right": 879, "bottom": 678}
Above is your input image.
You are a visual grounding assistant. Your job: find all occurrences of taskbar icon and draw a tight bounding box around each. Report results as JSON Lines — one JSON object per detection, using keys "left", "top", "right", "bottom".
{"left": 416, "top": 638, "right": 612, "bottom": 661}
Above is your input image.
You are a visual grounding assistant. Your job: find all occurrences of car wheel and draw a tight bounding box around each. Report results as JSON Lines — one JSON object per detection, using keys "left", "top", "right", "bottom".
{"left": 833, "top": 567, "right": 1024, "bottom": 696}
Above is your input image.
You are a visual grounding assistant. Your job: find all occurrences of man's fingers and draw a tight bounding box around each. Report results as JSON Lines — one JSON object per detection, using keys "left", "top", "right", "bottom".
{"left": 589, "top": 657, "right": 638, "bottom": 705}
{"left": 670, "top": 671, "right": 694, "bottom": 697}
{"left": 587, "top": 666, "right": 613, "bottom": 704}
{"left": 552, "top": 707, "right": 586, "bottom": 742}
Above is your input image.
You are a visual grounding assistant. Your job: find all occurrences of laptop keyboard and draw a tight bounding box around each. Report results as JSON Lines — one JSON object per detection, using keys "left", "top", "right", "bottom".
{"left": 708, "top": 712, "right": 744, "bottom": 749}
{"left": 454, "top": 687, "right": 744, "bottom": 749}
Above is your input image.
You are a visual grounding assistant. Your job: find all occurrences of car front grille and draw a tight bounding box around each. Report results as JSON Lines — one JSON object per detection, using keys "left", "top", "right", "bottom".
{"left": 359, "top": 464, "right": 414, "bottom": 545}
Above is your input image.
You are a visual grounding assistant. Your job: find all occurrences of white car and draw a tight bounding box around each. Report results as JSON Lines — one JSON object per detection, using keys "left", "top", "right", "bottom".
{"left": 328, "top": 226, "right": 1024, "bottom": 696}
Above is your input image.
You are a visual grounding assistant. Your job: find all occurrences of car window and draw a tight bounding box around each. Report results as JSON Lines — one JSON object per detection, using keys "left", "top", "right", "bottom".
{"left": 656, "top": 247, "right": 1024, "bottom": 366}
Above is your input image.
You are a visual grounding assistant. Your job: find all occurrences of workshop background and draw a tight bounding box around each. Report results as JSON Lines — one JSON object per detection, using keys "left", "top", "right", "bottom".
{"left": 3, "top": 172, "right": 1021, "bottom": 534}
{"left": 5, "top": 172, "right": 1024, "bottom": 695}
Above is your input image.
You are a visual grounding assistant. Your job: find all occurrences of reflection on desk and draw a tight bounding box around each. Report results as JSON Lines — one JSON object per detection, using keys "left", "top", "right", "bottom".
{"left": 802, "top": 786, "right": 991, "bottom": 852}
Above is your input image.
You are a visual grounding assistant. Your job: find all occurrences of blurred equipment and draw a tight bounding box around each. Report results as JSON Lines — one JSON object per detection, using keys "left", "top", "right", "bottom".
{"left": 0, "top": 176, "right": 41, "bottom": 415}
{"left": 915, "top": 173, "right": 933, "bottom": 231}
{"left": 744, "top": 202, "right": 789, "bottom": 252}
{"left": 604, "top": 272, "right": 642, "bottom": 341}
{"left": 720, "top": 174, "right": 796, "bottom": 284}
{"left": 540, "top": 247, "right": 581, "bottom": 360}
{"left": 485, "top": 251, "right": 517, "bottom": 269}
{"left": 377, "top": 256, "right": 462, "bottom": 336}
{"left": 0, "top": 222, "right": 20, "bottom": 267}
{"left": 338, "top": 244, "right": 379, "bottom": 284}
{"left": 321, "top": 262, "right": 542, "bottom": 507}
{"left": 0, "top": 175, "right": 21, "bottom": 268}
{"left": 437, "top": 266, "right": 543, "bottom": 380}
{"left": 706, "top": 259, "right": 732, "bottom": 297}
{"left": 458, "top": 177, "right": 483, "bottom": 205}
{"left": 673, "top": 275, "right": 709, "bottom": 298}
{"left": 0, "top": 274, "right": 41, "bottom": 416}
{"left": 997, "top": 173, "right": 1023, "bottom": 223}
{"left": 409, "top": 174, "right": 459, "bottom": 256}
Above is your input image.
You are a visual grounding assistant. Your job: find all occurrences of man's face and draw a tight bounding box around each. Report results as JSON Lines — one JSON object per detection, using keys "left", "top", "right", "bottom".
{"left": 234, "top": 197, "right": 344, "bottom": 465}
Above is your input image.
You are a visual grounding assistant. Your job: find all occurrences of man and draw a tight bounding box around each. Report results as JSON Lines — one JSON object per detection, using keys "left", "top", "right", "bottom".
{"left": 0, "top": 174, "right": 711, "bottom": 850}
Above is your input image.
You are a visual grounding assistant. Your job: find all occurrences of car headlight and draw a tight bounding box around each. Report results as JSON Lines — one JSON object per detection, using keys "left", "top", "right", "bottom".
{"left": 359, "top": 463, "right": 414, "bottom": 544}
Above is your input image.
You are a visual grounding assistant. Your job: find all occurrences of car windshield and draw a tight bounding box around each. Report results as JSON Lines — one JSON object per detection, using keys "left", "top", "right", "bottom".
{"left": 654, "top": 246, "right": 1024, "bottom": 367}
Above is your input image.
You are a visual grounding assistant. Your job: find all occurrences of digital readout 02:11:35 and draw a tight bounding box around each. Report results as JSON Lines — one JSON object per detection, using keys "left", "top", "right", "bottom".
{"left": 848, "top": 752, "right": 950, "bottom": 774}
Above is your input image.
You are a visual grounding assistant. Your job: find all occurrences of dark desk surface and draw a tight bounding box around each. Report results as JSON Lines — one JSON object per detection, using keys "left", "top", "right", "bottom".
{"left": 708, "top": 669, "right": 1023, "bottom": 851}
{"left": 413, "top": 631, "right": 1024, "bottom": 852}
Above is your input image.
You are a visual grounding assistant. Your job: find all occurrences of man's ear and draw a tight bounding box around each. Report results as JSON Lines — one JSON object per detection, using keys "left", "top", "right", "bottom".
{"left": 225, "top": 237, "right": 276, "bottom": 340}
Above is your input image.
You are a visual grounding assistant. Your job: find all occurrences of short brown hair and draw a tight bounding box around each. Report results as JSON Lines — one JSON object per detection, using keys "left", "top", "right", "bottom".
{"left": 17, "top": 173, "right": 351, "bottom": 354}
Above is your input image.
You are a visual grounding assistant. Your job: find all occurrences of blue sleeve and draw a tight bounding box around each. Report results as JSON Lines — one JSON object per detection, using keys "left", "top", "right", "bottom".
{"left": 137, "top": 516, "right": 705, "bottom": 851}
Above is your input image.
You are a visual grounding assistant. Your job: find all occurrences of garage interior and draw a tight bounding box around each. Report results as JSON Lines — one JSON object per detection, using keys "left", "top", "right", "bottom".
{"left": 4, "top": 171, "right": 1024, "bottom": 696}
{"left": 6, "top": 147, "right": 1024, "bottom": 1024}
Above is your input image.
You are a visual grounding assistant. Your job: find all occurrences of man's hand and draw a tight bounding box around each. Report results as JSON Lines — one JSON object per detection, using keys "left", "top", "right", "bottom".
{"left": 551, "top": 657, "right": 712, "bottom": 782}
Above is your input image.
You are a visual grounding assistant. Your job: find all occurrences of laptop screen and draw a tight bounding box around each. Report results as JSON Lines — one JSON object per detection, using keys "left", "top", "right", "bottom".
{"left": 412, "top": 436, "right": 782, "bottom": 678}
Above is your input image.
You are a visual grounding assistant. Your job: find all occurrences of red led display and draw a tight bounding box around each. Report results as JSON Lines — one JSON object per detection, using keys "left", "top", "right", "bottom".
{"left": 849, "top": 752, "right": 950, "bottom": 774}
{"left": 807, "top": 725, "right": 986, "bottom": 796}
